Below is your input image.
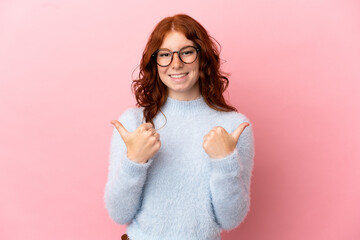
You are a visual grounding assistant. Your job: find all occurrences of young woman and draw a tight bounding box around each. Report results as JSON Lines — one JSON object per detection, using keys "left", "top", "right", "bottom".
{"left": 105, "top": 14, "right": 255, "bottom": 240}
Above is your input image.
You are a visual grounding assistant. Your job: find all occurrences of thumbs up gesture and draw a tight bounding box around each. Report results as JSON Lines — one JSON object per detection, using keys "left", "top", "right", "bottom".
{"left": 203, "top": 122, "right": 249, "bottom": 159}
{"left": 110, "top": 120, "right": 161, "bottom": 164}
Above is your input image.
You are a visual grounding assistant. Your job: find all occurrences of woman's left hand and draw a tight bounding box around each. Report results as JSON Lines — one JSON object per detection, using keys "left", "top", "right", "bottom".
{"left": 203, "top": 123, "right": 249, "bottom": 159}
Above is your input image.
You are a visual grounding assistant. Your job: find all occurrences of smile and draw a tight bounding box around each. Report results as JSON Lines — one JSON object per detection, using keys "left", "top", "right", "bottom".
{"left": 169, "top": 73, "right": 189, "bottom": 78}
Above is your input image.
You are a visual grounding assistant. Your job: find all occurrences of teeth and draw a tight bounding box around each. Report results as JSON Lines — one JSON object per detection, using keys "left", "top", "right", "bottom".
{"left": 170, "top": 73, "right": 187, "bottom": 78}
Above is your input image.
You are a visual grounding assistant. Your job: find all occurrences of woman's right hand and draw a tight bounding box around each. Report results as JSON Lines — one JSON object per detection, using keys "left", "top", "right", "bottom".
{"left": 110, "top": 120, "right": 161, "bottom": 164}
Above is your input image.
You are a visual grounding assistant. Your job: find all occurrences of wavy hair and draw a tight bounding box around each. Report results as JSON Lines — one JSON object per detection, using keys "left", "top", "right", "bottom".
{"left": 132, "top": 14, "right": 237, "bottom": 127}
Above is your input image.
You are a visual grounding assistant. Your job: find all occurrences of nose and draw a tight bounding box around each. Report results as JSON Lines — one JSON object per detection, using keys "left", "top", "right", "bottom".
{"left": 171, "top": 52, "right": 184, "bottom": 69}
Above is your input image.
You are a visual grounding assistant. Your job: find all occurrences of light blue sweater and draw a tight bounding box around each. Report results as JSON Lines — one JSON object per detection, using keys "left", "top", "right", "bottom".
{"left": 104, "top": 96, "right": 255, "bottom": 240}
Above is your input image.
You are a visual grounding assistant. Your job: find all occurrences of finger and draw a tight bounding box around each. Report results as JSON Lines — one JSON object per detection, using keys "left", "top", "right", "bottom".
{"left": 142, "top": 122, "right": 154, "bottom": 130}
{"left": 214, "top": 126, "right": 225, "bottom": 132}
{"left": 203, "top": 133, "right": 209, "bottom": 141}
{"left": 154, "top": 132, "right": 160, "bottom": 140}
{"left": 147, "top": 128, "right": 156, "bottom": 135}
{"left": 110, "top": 120, "right": 129, "bottom": 140}
{"left": 231, "top": 122, "right": 250, "bottom": 143}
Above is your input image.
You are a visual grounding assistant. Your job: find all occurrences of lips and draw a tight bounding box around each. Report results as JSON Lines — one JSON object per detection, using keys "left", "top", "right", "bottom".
{"left": 169, "top": 73, "right": 189, "bottom": 78}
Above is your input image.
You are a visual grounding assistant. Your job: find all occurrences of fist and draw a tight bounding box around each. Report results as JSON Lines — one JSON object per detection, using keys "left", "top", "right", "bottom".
{"left": 203, "top": 122, "right": 249, "bottom": 159}
{"left": 111, "top": 120, "right": 161, "bottom": 164}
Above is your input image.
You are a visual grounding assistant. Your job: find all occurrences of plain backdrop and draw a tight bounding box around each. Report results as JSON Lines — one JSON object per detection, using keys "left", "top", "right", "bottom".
{"left": 1, "top": 0, "right": 359, "bottom": 239}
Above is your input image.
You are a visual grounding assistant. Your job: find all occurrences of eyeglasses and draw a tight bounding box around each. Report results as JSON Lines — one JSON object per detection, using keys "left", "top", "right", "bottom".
{"left": 152, "top": 46, "right": 200, "bottom": 67}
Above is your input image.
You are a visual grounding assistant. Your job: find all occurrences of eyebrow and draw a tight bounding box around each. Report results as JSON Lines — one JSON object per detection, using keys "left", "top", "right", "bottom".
{"left": 157, "top": 45, "right": 196, "bottom": 51}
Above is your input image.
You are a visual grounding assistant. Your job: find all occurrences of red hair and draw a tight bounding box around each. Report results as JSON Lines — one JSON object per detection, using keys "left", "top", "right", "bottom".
{"left": 132, "top": 14, "right": 237, "bottom": 127}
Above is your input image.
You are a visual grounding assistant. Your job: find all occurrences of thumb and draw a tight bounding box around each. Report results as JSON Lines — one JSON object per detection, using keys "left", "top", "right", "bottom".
{"left": 110, "top": 120, "right": 129, "bottom": 140}
{"left": 231, "top": 122, "right": 250, "bottom": 143}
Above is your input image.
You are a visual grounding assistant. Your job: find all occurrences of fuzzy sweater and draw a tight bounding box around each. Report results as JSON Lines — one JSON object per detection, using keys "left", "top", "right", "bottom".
{"left": 104, "top": 96, "right": 255, "bottom": 240}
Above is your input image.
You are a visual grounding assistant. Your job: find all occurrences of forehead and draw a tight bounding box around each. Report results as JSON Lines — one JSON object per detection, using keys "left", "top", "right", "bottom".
{"left": 159, "top": 30, "right": 195, "bottom": 50}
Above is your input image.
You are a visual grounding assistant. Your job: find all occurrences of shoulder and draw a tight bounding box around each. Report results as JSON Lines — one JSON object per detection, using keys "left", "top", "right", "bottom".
{"left": 118, "top": 107, "right": 143, "bottom": 121}
{"left": 210, "top": 110, "right": 254, "bottom": 143}
{"left": 211, "top": 110, "right": 252, "bottom": 129}
{"left": 117, "top": 107, "right": 144, "bottom": 132}
{"left": 223, "top": 111, "right": 251, "bottom": 123}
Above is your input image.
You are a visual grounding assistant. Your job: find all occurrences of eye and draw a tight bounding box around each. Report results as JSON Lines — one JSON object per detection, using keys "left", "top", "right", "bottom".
{"left": 180, "top": 47, "right": 196, "bottom": 56}
{"left": 182, "top": 50, "right": 194, "bottom": 55}
{"left": 158, "top": 51, "right": 171, "bottom": 58}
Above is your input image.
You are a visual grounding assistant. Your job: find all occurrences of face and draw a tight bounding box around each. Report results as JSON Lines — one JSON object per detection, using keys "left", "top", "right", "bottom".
{"left": 156, "top": 30, "right": 200, "bottom": 101}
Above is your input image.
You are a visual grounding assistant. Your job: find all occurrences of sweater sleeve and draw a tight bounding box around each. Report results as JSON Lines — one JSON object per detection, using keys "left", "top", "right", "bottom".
{"left": 209, "top": 117, "right": 255, "bottom": 230}
{"left": 104, "top": 108, "right": 153, "bottom": 225}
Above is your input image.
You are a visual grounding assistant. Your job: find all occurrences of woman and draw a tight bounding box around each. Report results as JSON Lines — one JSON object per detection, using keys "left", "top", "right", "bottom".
{"left": 105, "top": 14, "right": 255, "bottom": 240}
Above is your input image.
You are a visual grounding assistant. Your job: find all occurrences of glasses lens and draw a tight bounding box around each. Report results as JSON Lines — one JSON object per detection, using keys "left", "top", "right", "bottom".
{"left": 156, "top": 50, "right": 172, "bottom": 66}
{"left": 155, "top": 46, "right": 198, "bottom": 66}
{"left": 179, "top": 46, "right": 198, "bottom": 64}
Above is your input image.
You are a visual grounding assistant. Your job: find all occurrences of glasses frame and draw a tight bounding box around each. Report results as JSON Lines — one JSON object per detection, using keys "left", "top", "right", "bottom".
{"left": 152, "top": 45, "right": 200, "bottom": 67}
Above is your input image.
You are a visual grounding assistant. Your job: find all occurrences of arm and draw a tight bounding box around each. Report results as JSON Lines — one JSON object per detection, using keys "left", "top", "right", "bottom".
{"left": 104, "top": 109, "right": 152, "bottom": 224}
{"left": 209, "top": 120, "right": 255, "bottom": 230}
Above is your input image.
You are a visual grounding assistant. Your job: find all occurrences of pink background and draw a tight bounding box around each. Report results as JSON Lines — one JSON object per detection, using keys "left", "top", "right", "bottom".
{"left": 1, "top": 0, "right": 359, "bottom": 239}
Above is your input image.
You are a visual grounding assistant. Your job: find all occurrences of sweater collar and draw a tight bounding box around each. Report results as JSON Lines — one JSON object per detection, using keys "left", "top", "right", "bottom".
{"left": 161, "top": 95, "right": 209, "bottom": 116}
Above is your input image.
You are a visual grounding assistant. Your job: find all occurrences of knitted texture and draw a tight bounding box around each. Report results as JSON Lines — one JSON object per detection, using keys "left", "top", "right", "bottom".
{"left": 104, "top": 96, "right": 255, "bottom": 240}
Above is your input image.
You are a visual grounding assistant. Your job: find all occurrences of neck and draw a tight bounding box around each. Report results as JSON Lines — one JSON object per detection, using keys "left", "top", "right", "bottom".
{"left": 161, "top": 95, "right": 209, "bottom": 116}
{"left": 167, "top": 83, "right": 201, "bottom": 101}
